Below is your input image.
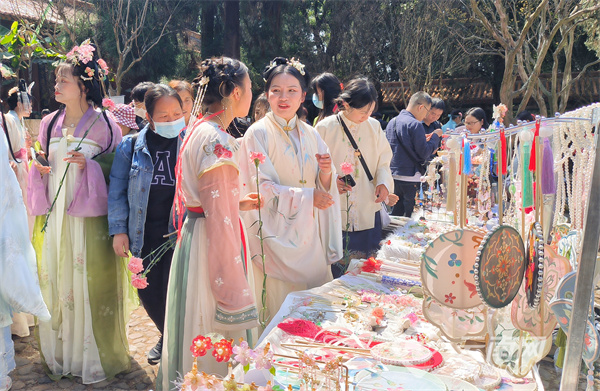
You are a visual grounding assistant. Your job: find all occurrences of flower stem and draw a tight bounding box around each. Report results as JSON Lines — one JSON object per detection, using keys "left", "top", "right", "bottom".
{"left": 342, "top": 185, "right": 351, "bottom": 274}
{"left": 255, "top": 163, "right": 269, "bottom": 328}
{"left": 41, "top": 112, "right": 104, "bottom": 233}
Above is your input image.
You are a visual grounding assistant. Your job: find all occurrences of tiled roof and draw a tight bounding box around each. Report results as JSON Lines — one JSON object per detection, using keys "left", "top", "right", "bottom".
{"left": 0, "top": 0, "right": 92, "bottom": 25}
{"left": 381, "top": 71, "right": 600, "bottom": 107}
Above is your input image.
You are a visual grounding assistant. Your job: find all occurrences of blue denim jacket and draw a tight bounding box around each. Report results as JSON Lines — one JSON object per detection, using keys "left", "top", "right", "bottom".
{"left": 108, "top": 125, "right": 160, "bottom": 256}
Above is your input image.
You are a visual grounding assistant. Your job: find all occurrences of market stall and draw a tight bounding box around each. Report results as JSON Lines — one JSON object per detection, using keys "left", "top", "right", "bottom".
{"left": 174, "top": 103, "right": 600, "bottom": 391}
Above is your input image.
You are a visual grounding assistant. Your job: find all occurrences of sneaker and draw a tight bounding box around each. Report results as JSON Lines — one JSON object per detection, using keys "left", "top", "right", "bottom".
{"left": 147, "top": 336, "right": 163, "bottom": 365}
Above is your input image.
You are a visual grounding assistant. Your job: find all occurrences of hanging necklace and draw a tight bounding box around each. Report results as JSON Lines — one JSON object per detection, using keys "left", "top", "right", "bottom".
{"left": 206, "top": 112, "right": 243, "bottom": 138}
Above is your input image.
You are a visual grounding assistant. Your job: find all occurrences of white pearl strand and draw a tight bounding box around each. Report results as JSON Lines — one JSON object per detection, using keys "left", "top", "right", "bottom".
{"left": 476, "top": 147, "right": 492, "bottom": 220}
{"left": 551, "top": 105, "right": 597, "bottom": 256}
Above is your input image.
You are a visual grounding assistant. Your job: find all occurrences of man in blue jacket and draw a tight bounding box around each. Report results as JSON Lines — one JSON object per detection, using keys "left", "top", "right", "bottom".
{"left": 386, "top": 91, "right": 442, "bottom": 217}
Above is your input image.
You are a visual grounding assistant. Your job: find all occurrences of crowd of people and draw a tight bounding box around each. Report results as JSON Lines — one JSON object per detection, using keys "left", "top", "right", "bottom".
{"left": 0, "top": 39, "right": 510, "bottom": 390}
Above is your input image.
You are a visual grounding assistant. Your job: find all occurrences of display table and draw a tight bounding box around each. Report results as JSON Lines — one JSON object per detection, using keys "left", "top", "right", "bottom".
{"left": 238, "top": 274, "right": 543, "bottom": 390}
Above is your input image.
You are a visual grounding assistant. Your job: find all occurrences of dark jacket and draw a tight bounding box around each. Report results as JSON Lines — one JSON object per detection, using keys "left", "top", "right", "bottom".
{"left": 422, "top": 120, "right": 442, "bottom": 157}
{"left": 386, "top": 110, "right": 440, "bottom": 177}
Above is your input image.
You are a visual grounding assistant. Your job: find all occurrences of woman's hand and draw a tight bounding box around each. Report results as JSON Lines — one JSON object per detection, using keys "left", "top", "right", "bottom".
{"left": 112, "top": 233, "right": 130, "bottom": 258}
{"left": 386, "top": 193, "right": 399, "bottom": 207}
{"left": 375, "top": 184, "right": 389, "bottom": 203}
{"left": 336, "top": 176, "right": 352, "bottom": 194}
{"left": 63, "top": 150, "right": 86, "bottom": 170}
{"left": 314, "top": 188, "right": 334, "bottom": 210}
{"left": 315, "top": 153, "right": 332, "bottom": 174}
{"left": 240, "top": 192, "right": 264, "bottom": 211}
{"left": 33, "top": 152, "right": 52, "bottom": 175}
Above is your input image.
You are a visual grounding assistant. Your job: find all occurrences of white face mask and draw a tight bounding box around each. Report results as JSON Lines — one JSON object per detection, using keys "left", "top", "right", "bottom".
{"left": 153, "top": 116, "right": 185, "bottom": 139}
{"left": 134, "top": 107, "right": 147, "bottom": 118}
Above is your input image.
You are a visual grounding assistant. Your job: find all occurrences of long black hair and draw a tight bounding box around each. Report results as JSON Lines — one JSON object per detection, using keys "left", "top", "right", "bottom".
{"left": 311, "top": 72, "right": 341, "bottom": 122}
{"left": 1, "top": 72, "right": 20, "bottom": 163}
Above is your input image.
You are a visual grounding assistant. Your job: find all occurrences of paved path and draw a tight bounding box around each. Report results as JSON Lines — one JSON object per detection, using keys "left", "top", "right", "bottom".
{"left": 8, "top": 306, "right": 160, "bottom": 391}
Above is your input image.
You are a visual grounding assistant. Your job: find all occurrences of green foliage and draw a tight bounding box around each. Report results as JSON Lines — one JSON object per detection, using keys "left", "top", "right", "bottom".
{"left": 0, "top": 21, "right": 62, "bottom": 74}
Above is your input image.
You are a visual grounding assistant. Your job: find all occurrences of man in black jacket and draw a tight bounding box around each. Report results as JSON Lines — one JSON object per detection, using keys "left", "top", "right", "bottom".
{"left": 386, "top": 92, "right": 442, "bottom": 217}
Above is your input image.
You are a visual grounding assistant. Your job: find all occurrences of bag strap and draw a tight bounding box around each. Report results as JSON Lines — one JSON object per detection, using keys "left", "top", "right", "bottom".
{"left": 337, "top": 114, "right": 373, "bottom": 181}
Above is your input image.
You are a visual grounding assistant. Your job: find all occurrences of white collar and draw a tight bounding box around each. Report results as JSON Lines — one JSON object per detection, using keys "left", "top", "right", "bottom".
{"left": 270, "top": 112, "right": 298, "bottom": 132}
{"left": 340, "top": 111, "right": 359, "bottom": 128}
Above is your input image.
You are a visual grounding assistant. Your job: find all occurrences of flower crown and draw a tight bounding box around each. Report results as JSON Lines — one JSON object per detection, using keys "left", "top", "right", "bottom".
{"left": 65, "top": 39, "right": 110, "bottom": 82}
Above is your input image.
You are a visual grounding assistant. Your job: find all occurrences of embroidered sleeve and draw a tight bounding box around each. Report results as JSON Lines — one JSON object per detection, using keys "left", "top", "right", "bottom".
{"left": 197, "top": 164, "right": 257, "bottom": 329}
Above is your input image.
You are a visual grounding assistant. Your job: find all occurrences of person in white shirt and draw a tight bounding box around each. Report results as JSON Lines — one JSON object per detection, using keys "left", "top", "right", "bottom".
{"left": 316, "top": 78, "right": 393, "bottom": 277}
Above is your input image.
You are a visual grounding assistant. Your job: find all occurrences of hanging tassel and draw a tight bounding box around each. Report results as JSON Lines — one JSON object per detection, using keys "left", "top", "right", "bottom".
{"left": 499, "top": 128, "right": 507, "bottom": 175}
{"left": 463, "top": 139, "right": 472, "bottom": 175}
{"left": 541, "top": 138, "right": 555, "bottom": 195}
{"left": 523, "top": 143, "right": 534, "bottom": 208}
{"left": 419, "top": 183, "right": 424, "bottom": 200}
{"left": 528, "top": 118, "right": 541, "bottom": 172}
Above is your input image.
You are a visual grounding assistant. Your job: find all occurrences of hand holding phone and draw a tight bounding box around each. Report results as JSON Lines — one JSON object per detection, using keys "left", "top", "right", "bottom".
{"left": 35, "top": 152, "right": 49, "bottom": 167}
{"left": 339, "top": 174, "right": 356, "bottom": 187}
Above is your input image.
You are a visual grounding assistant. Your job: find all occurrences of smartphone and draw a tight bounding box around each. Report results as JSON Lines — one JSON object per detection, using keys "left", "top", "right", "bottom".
{"left": 35, "top": 152, "right": 50, "bottom": 167}
{"left": 339, "top": 174, "right": 356, "bottom": 187}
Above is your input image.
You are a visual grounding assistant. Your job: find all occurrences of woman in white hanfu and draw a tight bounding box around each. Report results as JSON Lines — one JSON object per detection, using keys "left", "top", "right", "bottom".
{"left": 0, "top": 118, "right": 50, "bottom": 391}
{"left": 240, "top": 57, "right": 343, "bottom": 320}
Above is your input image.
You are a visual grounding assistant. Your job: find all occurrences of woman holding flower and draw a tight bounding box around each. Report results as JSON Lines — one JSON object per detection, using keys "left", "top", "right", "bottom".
{"left": 157, "top": 57, "right": 260, "bottom": 389}
{"left": 27, "top": 40, "right": 130, "bottom": 384}
{"left": 108, "top": 84, "right": 186, "bottom": 365}
{"left": 315, "top": 78, "right": 393, "bottom": 277}
{"left": 240, "top": 57, "right": 342, "bottom": 319}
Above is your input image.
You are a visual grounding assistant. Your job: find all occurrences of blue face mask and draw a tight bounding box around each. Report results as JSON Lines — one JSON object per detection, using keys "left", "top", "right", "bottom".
{"left": 312, "top": 93, "right": 324, "bottom": 109}
{"left": 153, "top": 116, "right": 185, "bottom": 138}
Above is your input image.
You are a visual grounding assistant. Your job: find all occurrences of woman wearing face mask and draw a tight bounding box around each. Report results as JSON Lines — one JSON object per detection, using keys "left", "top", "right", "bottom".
{"left": 240, "top": 57, "right": 343, "bottom": 318}
{"left": 108, "top": 84, "right": 185, "bottom": 366}
{"left": 316, "top": 78, "right": 393, "bottom": 277}
{"left": 157, "top": 57, "right": 261, "bottom": 388}
{"left": 27, "top": 40, "right": 128, "bottom": 384}
{"left": 311, "top": 72, "right": 342, "bottom": 124}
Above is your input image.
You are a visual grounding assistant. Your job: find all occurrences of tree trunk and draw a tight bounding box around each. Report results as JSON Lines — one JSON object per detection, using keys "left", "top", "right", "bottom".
{"left": 223, "top": 1, "right": 240, "bottom": 59}
{"left": 201, "top": 2, "right": 218, "bottom": 58}
{"left": 500, "top": 56, "right": 517, "bottom": 125}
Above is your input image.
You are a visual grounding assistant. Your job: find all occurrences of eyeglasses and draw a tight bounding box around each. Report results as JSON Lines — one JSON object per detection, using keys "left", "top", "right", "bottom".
{"left": 422, "top": 105, "right": 431, "bottom": 113}
{"left": 465, "top": 120, "right": 481, "bottom": 126}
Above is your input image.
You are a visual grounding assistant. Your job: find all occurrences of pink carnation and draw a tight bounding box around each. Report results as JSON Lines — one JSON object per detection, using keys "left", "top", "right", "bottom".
{"left": 250, "top": 151, "right": 266, "bottom": 165}
{"left": 127, "top": 256, "right": 144, "bottom": 274}
{"left": 340, "top": 162, "right": 354, "bottom": 176}
{"left": 102, "top": 98, "right": 116, "bottom": 111}
{"left": 131, "top": 274, "right": 148, "bottom": 289}
{"left": 97, "top": 58, "right": 109, "bottom": 72}
{"left": 66, "top": 46, "right": 78, "bottom": 62}
{"left": 77, "top": 44, "right": 95, "bottom": 64}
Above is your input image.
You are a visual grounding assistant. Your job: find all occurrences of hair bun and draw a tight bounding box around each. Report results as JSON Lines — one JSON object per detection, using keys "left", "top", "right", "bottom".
{"left": 262, "top": 57, "right": 288, "bottom": 81}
